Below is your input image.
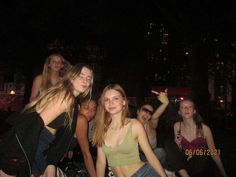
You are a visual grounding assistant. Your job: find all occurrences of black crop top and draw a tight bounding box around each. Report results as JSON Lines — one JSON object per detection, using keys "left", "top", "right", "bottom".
{"left": 47, "top": 113, "right": 66, "bottom": 129}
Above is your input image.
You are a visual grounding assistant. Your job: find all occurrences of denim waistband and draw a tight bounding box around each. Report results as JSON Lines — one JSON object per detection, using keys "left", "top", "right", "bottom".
{"left": 131, "top": 163, "right": 160, "bottom": 177}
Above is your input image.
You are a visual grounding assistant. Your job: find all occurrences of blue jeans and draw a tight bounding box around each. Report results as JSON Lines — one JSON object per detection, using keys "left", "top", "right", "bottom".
{"left": 140, "top": 147, "right": 166, "bottom": 166}
{"left": 153, "top": 147, "right": 166, "bottom": 166}
{"left": 32, "top": 128, "right": 55, "bottom": 177}
{"left": 131, "top": 163, "right": 161, "bottom": 177}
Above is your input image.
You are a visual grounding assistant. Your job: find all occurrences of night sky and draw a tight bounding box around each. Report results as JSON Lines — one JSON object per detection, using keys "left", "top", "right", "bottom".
{"left": 1, "top": 0, "right": 236, "bottom": 92}
{"left": 1, "top": 1, "right": 236, "bottom": 63}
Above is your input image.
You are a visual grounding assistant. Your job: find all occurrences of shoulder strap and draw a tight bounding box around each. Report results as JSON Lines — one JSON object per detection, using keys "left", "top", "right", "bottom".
{"left": 129, "top": 119, "right": 135, "bottom": 136}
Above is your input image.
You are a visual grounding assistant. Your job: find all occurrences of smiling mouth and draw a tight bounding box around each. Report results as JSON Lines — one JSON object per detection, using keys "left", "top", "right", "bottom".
{"left": 81, "top": 85, "right": 88, "bottom": 89}
{"left": 108, "top": 107, "right": 116, "bottom": 110}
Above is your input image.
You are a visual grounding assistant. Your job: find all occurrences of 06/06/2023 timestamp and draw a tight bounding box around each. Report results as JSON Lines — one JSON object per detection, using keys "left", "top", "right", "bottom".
{"left": 185, "top": 149, "right": 221, "bottom": 156}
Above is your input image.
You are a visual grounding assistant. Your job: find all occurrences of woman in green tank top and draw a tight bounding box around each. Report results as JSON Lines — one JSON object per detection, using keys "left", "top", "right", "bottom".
{"left": 93, "top": 84, "right": 167, "bottom": 177}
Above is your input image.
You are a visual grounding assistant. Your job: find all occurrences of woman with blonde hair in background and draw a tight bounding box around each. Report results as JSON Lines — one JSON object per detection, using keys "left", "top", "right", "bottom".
{"left": 30, "top": 53, "right": 71, "bottom": 102}
{"left": 0, "top": 64, "right": 94, "bottom": 177}
{"left": 93, "top": 84, "right": 167, "bottom": 177}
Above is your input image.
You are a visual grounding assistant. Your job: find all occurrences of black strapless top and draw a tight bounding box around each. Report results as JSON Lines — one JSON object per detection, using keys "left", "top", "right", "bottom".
{"left": 47, "top": 113, "right": 66, "bottom": 129}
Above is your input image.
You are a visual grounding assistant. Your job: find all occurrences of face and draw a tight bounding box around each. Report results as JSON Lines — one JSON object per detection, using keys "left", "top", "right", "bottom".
{"left": 137, "top": 104, "right": 153, "bottom": 123}
{"left": 80, "top": 100, "right": 97, "bottom": 121}
{"left": 48, "top": 56, "right": 63, "bottom": 72}
{"left": 178, "top": 100, "right": 196, "bottom": 119}
{"left": 72, "top": 67, "right": 92, "bottom": 96}
{"left": 104, "top": 89, "right": 125, "bottom": 116}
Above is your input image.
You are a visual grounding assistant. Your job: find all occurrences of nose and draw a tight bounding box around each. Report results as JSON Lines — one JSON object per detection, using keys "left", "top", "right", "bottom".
{"left": 80, "top": 77, "right": 89, "bottom": 85}
{"left": 55, "top": 62, "right": 61, "bottom": 66}
{"left": 81, "top": 78, "right": 87, "bottom": 83}
{"left": 108, "top": 99, "right": 113, "bottom": 105}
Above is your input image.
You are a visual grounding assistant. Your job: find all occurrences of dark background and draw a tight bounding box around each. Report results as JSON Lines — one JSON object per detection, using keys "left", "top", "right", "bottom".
{"left": 0, "top": 1, "right": 236, "bottom": 176}
{"left": 1, "top": 0, "right": 236, "bottom": 118}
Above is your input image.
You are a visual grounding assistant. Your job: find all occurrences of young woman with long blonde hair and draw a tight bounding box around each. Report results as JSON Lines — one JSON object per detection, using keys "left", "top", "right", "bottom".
{"left": 0, "top": 63, "right": 93, "bottom": 177}
{"left": 30, "top": 53, "right": 71, "bottom": 102}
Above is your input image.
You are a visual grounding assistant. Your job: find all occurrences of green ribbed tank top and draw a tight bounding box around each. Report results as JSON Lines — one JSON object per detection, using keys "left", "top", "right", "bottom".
{"left": 102, "top": 120, "right": 141, "bottom": 167}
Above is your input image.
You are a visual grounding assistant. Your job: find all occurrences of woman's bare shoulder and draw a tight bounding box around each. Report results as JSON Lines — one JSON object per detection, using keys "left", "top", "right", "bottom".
{"left": 129, "top": 118, "right": 143, "bottom": 129}
{"left": 128, "top": 118, "right": 138, "bottom": 124}
{"left": 77, "top": 114, "right": 88, "bottom": 123}
{"left": 173, "top": 121, "right": 181, "bottom": 129}
{"left": 34, "top": 74, "right": 43, "bottom": 81}
{"left": 202, "top": 123, "right": 212, "bottom": 134}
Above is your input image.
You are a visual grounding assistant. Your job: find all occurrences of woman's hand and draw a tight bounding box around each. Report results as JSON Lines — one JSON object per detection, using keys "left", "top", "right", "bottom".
{"left": 158, "top": 89, "right": 169, "bottom": 105}
{"left": 42, "top": 165, "right": 56, "bottom": 177}
{"left": 151, "top": 89, "right": 169, "bottom": 105}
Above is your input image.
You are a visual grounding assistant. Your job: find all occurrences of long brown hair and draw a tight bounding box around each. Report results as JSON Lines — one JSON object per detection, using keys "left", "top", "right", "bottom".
{"left": 24, "top": 64, "right": 93, "bottom": 125}
{"left": 179, "top": 98, "right": 204, "bottom": 137}
{"left": 92, "top": 84, "right": 129, "bottom": 147}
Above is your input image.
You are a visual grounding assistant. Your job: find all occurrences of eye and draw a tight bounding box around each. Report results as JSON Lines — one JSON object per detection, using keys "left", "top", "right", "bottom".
{"left": 78, "top": 74, "right": 84, "bottom": 79}
{"left": 114, "top": 97, "right": 120, "bottom": 100}
{"left": 86, "top": 77, "right": 92, "bottom": 82}
{"left": 78, "top": 74, "right": 92, "bottom": 82}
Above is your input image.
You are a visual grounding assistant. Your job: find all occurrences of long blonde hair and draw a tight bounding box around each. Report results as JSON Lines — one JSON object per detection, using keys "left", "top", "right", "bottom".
{"left": 24, "top": 64, "right": 93, "bottom": 125}
{"left": 41, "top": 53, "right": 72, "bottom": 91}
{"left": 92, "top": 84, "right": 129, "bottom": 147}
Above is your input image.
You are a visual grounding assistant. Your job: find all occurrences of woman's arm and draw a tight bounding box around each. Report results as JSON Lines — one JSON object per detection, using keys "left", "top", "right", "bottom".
{"left": 173, "top": 122, "right": 189, "bottom": 177}
{"left": 203, "top": 124, "right": 228, "bottom": 177}
{"left": 150, "top": 89, "right": 169, "bottom": 129}
{"left": 76, "top": 115, "right": 96, "bottom": 177}
{"left": 43, "top": 165, "right": 56, "bottom": 177}
{"left": 30, "top": 75, "right": 42, "bottom": 102}
{"left": 173, "top": 122, "right": 182, "bottom": 149}
{"left": 96, "top": 147, "right": 106, "bottom": 177}
{"left": 133, "top": 120, "right": 167, "bottom": 177}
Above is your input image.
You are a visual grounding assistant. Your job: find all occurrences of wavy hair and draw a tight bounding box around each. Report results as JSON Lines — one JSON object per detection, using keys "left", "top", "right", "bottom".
{"left": 24, "top": 63, "right": 93, "bottom": 125}
{"left": 42, "top": 53, "right": 72, "bottom": 91}
{"left": 92, "top": 84, "right": 129, "bottom": 147}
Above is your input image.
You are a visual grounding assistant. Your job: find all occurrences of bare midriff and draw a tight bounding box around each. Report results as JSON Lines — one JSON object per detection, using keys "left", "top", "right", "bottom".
{"left": 111, "top": 161, "right": 145, "bottom": 177}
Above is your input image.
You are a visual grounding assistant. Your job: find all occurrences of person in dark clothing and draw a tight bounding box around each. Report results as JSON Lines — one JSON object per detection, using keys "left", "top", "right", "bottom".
{"left": 0, "top": 63, "right": 94, "bottom": 177}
